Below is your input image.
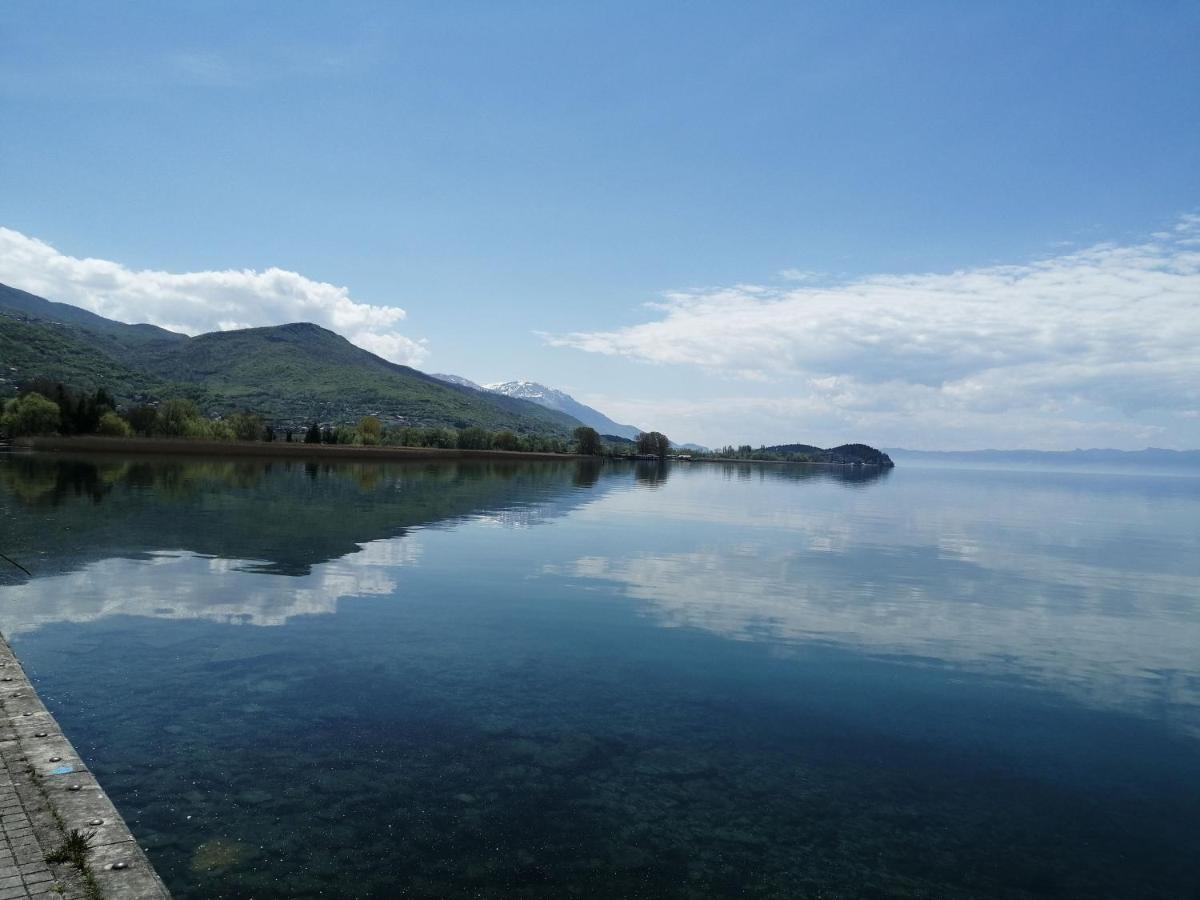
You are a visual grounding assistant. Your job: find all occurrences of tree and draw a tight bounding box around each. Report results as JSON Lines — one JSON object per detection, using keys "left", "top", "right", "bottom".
{"left": 126, "top": 405, "right": 159, "bottom": 436}
{"left": 421, "top": 427, "right": 456, "bottom": 448}
{"left": 228, "top": 410, "right": 265, "bottom": 441}
{"left": 263, "top": 424, "right": 276, "bottom": 442}
{"left": 94, "top": 387, "right": 115, "bottom": 412}
{"left": 636, "top": 431, "right": 670, "bottom": 459}
{"left": 52, "top": 384, "right": 73, "bottom": 433}
{"left": 358, "top": 416, "right": 382, "bottom": 445}
{"left": 96, "top": 411, "right": 132, "bottom": 437}
{"left": 493, "top": 430, "right": 520, "bottom": 451}
{"left": 158, "top": 399, "right": 201, "bottom": 436}
{"left": 1, "top": 393, "right": 61, "bottom": 436}
{"left": 456, "top": 426, "right": 491, "bottom": 450}
{"left": 205, "top": 419, "right": 235, "bottom": 441}
{"left": 73, "top": 392, "right": 102, "bottom": 434}
{"left": 573, "top": 426, "right": 602, "bottom": 455}
{"left": 304, "top": 422, "right": 322, "bottom": 444}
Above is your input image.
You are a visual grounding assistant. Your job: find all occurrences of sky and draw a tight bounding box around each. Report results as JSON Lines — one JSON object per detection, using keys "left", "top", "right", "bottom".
{"left": 1, "top": 1, "right": 1198, "bottom": 450}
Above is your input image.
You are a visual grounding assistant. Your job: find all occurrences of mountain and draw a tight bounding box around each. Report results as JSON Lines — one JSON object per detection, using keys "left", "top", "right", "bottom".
{"left": 430, "top": 373, "right": 487, "bottom": 391}
{"left": 0, "top": 284, "right": 584, "bottom": 434}
{"left": 484, "top": 380, "right": 642, "bottom": 440}
{"left": 0, "top": 306, "right": 180, "bottom": 403}
{"left": 886, "top": 448, "right": 1200, "bottom": 468}
{"left": 0, "top": 283, "right": 184, "bottom": 350}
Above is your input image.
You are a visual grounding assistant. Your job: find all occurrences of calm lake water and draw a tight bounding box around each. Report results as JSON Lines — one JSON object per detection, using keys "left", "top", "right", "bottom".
{"left": 1, "top": 453, "right": 1198, "bottom": 899}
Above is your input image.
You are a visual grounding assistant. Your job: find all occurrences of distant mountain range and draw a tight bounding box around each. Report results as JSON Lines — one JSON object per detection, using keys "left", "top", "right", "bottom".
{"left": 886, "top": 448, "right": 1200, "bottom": 468}
{"left": 429, "top": 375, "right": 643, "bottom": 440}
{"left": 0, "top": 283, "right": 581, "bottom": 434}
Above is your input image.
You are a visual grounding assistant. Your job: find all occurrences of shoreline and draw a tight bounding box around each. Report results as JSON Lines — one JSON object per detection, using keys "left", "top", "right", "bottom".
{"left": 0, "top": 636, "right": 171, "bottom": 898}
{"left": 685, "top": 455, "right": 894, "bottom": 469}
{"left": 13, "top": 436, "right": 589, "bottom": 463}
{"left": 9, "top": 436, "right": 894, "bottom": 469}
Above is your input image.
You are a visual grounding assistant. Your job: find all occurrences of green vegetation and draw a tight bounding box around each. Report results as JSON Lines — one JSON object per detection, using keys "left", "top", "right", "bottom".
{"left": 0, "top": 377, "right": 588, "bottom": 453}
{"left": 96, "top": 410, "right": 132, "bottom": 437}
{"left": 45, "top": 829, "right": 96, "bottom": 868}
{"left": 699, "top": 442, "right": 894, "bottom": 466}
{"left": 636, "top": 430, "right": 671, "bottom": 459}
{"left": 0, "top": 311, "right": 178, "bottom": 401}
{"left": 0, "top": 377, "right": 888, "bottom": 469}
{"left": 0, "top": 287, "right": 582, "bottom": 435}
{"left": 227, "top": 410, "right": 264, "bottom": 441}
{"left": 573, "top": 425, "right": 602, "bottom": 455}
{"left": 1, "top": 392, "right": 61, "bottom": 435}
{"left": 23, "top": 756, "right": 103, "bottom": 900}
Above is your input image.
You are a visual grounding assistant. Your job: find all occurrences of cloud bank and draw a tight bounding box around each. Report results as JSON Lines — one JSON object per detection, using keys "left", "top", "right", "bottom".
{"left": 0, "top": 227, "right": 428, "bottom": 366}
{"left": 551, "top": 219, "right": 1200, "bottom": 449}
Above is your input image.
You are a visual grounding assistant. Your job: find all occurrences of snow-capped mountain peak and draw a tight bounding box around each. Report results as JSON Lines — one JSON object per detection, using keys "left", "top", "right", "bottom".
{"left": 429, "top": 374, "right": 643, "bottom": 439}
{"left": 432, "top": 376, "right": 643, "bottom": 440}
{"left": 429, "top": 373, "right": 486, "bottom": 391}
{"left": 484, "top": 380, "right": 568, "bottom": 407}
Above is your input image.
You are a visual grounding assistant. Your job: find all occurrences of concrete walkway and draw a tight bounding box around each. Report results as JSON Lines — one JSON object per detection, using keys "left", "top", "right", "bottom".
{"left": 0, "top": 638, "right": 170, "bottom": 899}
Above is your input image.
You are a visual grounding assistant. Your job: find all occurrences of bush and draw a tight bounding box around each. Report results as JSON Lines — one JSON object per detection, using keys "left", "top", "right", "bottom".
{"left": 1, "top": 393, "right": 61, "bottom": 436}
{"left": 96, "top": 411, "right": 132, "bottom": 437}
{"left": 421, "top": 427, "right": 456, "bottom": 449}
{"left": 358, "top": 416, "right": 382, "bottom": 445}
{"left": 456, "top": 426, "right": 491, "bottom": 450}
{"left": 157, "top": 399, "right": 201, "bottom": 436}
{"left": 208, "top": 420, "right": 235, "bottom": 441}
{"left": 493, "top": 431, "right": 520, "bottom": 451}
{"left": 126, "top": 405, "right": 159, "bottom": 436}
{"left": 227, "top": 410, "right": 264, "bottom": 441}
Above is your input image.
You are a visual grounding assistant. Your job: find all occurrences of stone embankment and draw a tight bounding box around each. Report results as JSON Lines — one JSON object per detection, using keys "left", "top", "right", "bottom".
{"left": 0, "top": 637, "right": 170, "bottom": 899}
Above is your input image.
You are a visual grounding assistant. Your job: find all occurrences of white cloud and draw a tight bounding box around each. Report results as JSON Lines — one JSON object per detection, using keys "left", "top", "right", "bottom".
{"left": 551, "top": 221, "right": 1200, "bottom": 449}
{"left": 0, "top": 227, "right": 429, "bottom": 366}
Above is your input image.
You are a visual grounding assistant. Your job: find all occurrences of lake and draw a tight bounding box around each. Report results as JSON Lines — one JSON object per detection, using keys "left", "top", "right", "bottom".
{"left": 1, "top": 453, "right": 1198, "bottom": 898}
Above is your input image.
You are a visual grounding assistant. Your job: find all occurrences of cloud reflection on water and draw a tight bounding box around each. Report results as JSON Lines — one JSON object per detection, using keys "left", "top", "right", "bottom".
{"left": 546, "top": 467, "right": 1200, "bottom": 736}
{"left": 0, "top": 537, "right": 422, "bottom": 633}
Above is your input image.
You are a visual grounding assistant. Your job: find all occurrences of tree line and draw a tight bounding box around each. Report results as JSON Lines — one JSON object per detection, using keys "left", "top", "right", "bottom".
{"left": 0, "top": 382, "right": 675, "bottom": 459}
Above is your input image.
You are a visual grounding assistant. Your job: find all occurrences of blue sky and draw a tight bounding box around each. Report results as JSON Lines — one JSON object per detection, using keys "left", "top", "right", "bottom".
{"left": 2, "top": 2, "right": 1198, "bottom": 449}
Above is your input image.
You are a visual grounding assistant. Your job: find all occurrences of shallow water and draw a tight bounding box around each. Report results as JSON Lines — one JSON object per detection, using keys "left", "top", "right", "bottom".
{"left": 1, "top": 453, "right": 1198, "bottom": 898}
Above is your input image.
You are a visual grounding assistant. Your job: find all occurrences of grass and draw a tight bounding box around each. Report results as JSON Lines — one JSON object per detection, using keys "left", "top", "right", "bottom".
{"left": 25, "top": 764, "right": 104, "bottom": 900}
{"left": 45, "top": 828, "right": 95, "bottom": 867}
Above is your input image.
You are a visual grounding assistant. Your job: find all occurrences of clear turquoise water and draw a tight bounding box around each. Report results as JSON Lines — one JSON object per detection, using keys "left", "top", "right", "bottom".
{"left": 1, "top": 454, "right": 1198, "bottom": 898}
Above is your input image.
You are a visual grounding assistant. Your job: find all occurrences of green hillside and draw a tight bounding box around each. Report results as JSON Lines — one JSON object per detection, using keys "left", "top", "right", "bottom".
{"left": 0, "top": 284, "right": 581, "bottom": 434}
{"left": 125, "top": 321, "right": 581, "bottom": 430}
{"left": 764, "top": 442, "right": 895, "bottom": 466}
{"left": 0, "top": 283, "right": 185, "bottom": 352}
{"left": 0, "top": 311, "right": 181, "bottom": 401}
